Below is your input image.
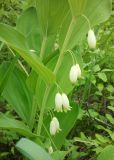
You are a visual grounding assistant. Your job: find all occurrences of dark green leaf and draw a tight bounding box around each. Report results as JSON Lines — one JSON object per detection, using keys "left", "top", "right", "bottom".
{"left": 0, "top": 113, "right": 34, "bottom": 137}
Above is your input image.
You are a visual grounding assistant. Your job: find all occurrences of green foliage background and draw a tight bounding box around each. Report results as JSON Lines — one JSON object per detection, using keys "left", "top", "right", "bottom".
{"left": 0, "top": 0, "right": 113, "bottom": 160}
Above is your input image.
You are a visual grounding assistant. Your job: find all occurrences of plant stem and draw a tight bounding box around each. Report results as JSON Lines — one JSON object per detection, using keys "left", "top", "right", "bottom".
{"left": 54, "top": 18, "right": 76, "bottom": 74}
{"left": 29, "top": 96, "right": 38, "bottom": 130}
{"left": 37, "top": 87, "right": 50, "bottom": 135}
{"left": 7, "top": 45, "right": 29, "bottom": 76}
{"left": 40, "top": 36, "right": 47, "bottom": 60}
{"left": 37, "top": 18, "right": 76, "bottom": 135}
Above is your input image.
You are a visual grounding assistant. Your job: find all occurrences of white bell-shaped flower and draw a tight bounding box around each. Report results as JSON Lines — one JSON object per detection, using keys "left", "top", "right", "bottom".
{"left": 50, "top": 117, "right": 61, "bottom": 136}
{"left": 69, "top": 64, "right": 81, "bottom": 84}
{"left": 62, "top": 93, "right": 71, "bottom": 112}
{"left": 69, "top": 65, "right": 78, "bottom": 84}
{"left": 55, "top": 92, "right": 63, "bottom": 112}
{"left": 52, "top": 117, "right": 61, "bottom": 132}
{"left": 87, "top": 29, "right": 96, "bottom": 49}
{"left": 50, "top": 119, "right": 57, "bottom": 136}
{"left": 48, "top": 146, "right": 53, "bottom": 154}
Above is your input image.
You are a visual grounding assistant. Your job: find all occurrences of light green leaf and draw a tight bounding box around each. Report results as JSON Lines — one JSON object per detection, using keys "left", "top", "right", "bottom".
{"left": 97, "top": 145, "right": 114, "bottom": 160}
{"left": 36, "top": 52, "right": 76, "bottom": 109}
{"left": 2, "top": 67, "right": 32, "bottom": 123}
{"left": 0, "top": 23, "right": 55, "bottom": 85}
{"left": 106, "top": 114, "right": 114, "bottom": 125}
{"left": 52, "top": 151, "right": 67, "bottom": 160}
{"left": 107, "top": 85, "right": 114, "bottom": 93}
{"left": 59, "top": 0, "right": 112, "bottom": 49}
{"left": 16, "top": 7, "right": 38, "bottom": 36}
{"left": 68, "top": 0, "right": 87, "bottom": 17}
{"left": 43, "top": 102, "right": 79, "bottom": 149}
{"left": 0, "top": 60, "right": 16, "bottom": 94}
{"left": 0, "top": 113, "right": 34, "bottom": 137}
{"left": 16, "top": 138, "right": 52, "bottom": 160}
{"left": 93, "top": 65, "right": 101, "bottom": 72}
{"left": 35, "top": 0, "right": 69, "bottom": 35}
{"left": 97, "top": 72, "right": 107, "bottom": 82}
{"left": 14, "top": 48, "right": 56, "bottom": 85}
{"left": 107, "top": 106, "right": 114, "bottom": 112}
{"left": 0, "top": 23, "right": 27, "bottom": 50}
{"left": 16, "top": 7, "right": 41, "bottom": 53}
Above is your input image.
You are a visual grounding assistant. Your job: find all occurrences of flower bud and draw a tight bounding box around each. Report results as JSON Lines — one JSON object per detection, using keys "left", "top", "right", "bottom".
{"left": 87, "top": 29, "right": 96, "bottom": 49}
{"left": 52, "top": 117, "right": 61, "bottom": 132}
{"left": 55, "top": 93, "right": 63, "bottom": 112}
{"left": 69, "top": 65, "right": 78, "bottom": 84}
{"left": 50, "top": 120, "right": 57, "bottom": 136}
{"left": 62, "top": 93, "right": 71, "bottom": 112}
{"left": 50, "top": 117, "right": 61, "bottom": 136}
{"left": 69, "top": 64, "right": 81, "bottom": 84}
{"left": 48, "top": 146, "right": 53, "bottom": 154}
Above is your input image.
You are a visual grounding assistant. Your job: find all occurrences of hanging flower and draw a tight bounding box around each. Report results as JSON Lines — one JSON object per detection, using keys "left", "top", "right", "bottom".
{"left": 52, "top": 117, "right": 61, "bottom": 132}
{"left": 87, "top": 29, "right": 96, "bottom": 49}
{"left": 55, "top": 92, "right": 63, "bottom": 112}
{"left": 50, "top": 119, "right": 57, "bottom": 136}
{"left": 62, "top": 93, "right": 71, "bottom": 112}
{"left": 48, "top": 146, "right": 53, "bottom": 154}
{"left": 69, "top": 64, "right": 81, "bottom": 84}
{"left": 50, "top": 117, "right": 61, "bottom": 136}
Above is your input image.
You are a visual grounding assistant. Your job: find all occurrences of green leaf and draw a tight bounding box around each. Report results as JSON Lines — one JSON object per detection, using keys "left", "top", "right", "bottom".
{"left": 35, "top": 0, "right": 69, "bottom": 35}
{"left": 16, "top": 7, "right": 38, "bottom": 36}
{"left": 106, "top": 114, "right": 114, "bottom": 125}
{"left": 97, "top": 145, "right": 114, "bottom": 160}
{"left": 0, "top": 23, "right": 27, "bottom": 50}
{"left": 93, "top": 65, "right": 101, "bottom": 72}
{"left": 14, "top": 48, "right": 56, "bottom": 85}
{"left": 0, "top": 113, "right": 34, "bottom": 137}
{"left": 36, "top": 52, "right": 76, "bottom": 109}
{"left": 97, "top": 72, "right": 107, "bottom": 82}
{"left": 53, "top": 102, "right": 79, "bottom": 148}
{"left": 68, "top": 0, "right": 87, "bottom": 17}
{"left": 16, "top": 138, "right": 52, "bottom": 160}
{"left": 59, "top": 0, "right": 112, "bottom": 49}
{"left": 0, "top": 60, "right": 16, "bottom": 95}
{"left": 52, "top": 151, "right": 67, "bottom": 160}
{"left": 43, "top": 102, "right": 79, "bottom": 149}
{"left": 0, "top": 23, "right": 55, "bottom": 85}
{"left": 16, "top": 7, "right": 41, "bottom": 53}
{"left": 107, "top": 85, "right": 114, "bottom": 93}
{"left": 2, "top": 67, "right": 32, "bottom": 123}
{"left": 95, "top": 134, "right": 109, "bottom": 143}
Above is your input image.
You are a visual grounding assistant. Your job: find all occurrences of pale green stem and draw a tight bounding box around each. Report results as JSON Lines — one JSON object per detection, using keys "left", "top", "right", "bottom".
{"left": 67, "top": 49, "right": 76, "bottom": 64}
{"left": 37, "top": 87, "right": 50, "bottom": 135}
{"left": 54, "top": 18, "right": 76, "bottom": 74}
{"left": 36, "top": 36, "right": 49, "bottom": 135}
{"left": 7, "top": 45, "right": 29, "bottom": 76}
{"left": 81, "top": 14, "right": 91, "bottom": 30}
{"left": 43, "top": 123, "right": 58, "bottom": 150}
{"left": 37, "top": 18, "right": 76, "bottom": 135}
{"left": 40, "top": 36, "right": 47, "bottom": 60}
{"left": 29, "top": 96, "right": 38, "bottom": 130}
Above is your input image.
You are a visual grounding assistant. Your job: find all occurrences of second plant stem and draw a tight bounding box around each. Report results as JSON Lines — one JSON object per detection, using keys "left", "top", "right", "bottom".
{"left": 37, "top": 18, "right": 76, "bottom": 135}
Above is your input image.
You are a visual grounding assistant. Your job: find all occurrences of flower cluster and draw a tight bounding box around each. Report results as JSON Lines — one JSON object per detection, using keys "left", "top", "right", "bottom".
{"left": 49, "top": 92, "right": 71, "bottom": 136}
{"left": 55, "top": 92, "right": 71, "bottom": 112}
{"left": 49, "top": 26, "right": 96, "bottom": 136}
